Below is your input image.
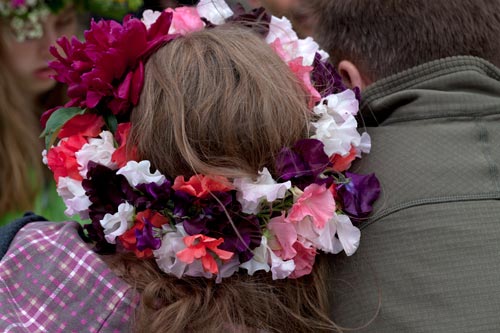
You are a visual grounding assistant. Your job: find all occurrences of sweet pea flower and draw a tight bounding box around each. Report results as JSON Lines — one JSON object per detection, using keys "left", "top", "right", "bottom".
{"left": 116, "top": 160, "right": 165, "bottom": 187}
{"left": 172, "top": 174, "right": 233, "bottom": 198}
{"left": 287, "top": 183, "right": 336, "bottom": 228}
{"left": 314, "top": 90, "right": 359, "bottom": 121}
{"left": 334, "top": 214, "right": 361, "bottom": 256}
{"left": 234, "top": 167, "right": 291, "bottom": 214}
{"left": 100, "top": 202, "right": 135, "bottom": 244}
{"left": 154, "top": 225, "right": 190, "bottom": 278}
{"left": 312, "top": 112, "right": 361, "bottom": 157}
{"left": 76, "top": 131, "right": 117, "bottom": 178}
{"left": 47, "top": 135, "right": 88, "bottom": 182}
{"left": 141, "top": 9, "right": 161, "bottom": 29}
{"left": 267, "top": 213, "right": 297, "bottom": 260}
{"left": 56, "top": 176, "right": 91, "bottom": 219}
{"left": 197, "top": 0, "right": 233, "bottom": 25}
{"left": 357, "top": 132, "right": 372, "bottom": 157}
{"left": 269, "top": 249, "right": 295, "bottom": 280}
{"left": 176, "top": 234, "right": 234, "bottom": 274}
{"left": 167, "top": 6, "right": 204, "bottom": 35}
{"left": 288, "top": 242, "right": 316, "bottom": 279}
{"left": 240, "top": 236, "right": 271, "bottom": 275}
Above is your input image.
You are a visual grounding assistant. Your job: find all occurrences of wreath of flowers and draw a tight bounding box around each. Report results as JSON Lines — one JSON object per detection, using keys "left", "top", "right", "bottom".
{"left": 41, "top": 0, "right": 380, "bottom": 281}
{"left": 0, "top": 0, "right": 143, "bottom": 41}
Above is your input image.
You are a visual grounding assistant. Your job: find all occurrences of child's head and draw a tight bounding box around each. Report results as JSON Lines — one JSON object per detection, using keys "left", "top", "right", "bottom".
{"left": 131, "top": 25, "right": 310, "bottom": 179}
{"left": 310, "top": 0, "right": 500, "bottom": 82}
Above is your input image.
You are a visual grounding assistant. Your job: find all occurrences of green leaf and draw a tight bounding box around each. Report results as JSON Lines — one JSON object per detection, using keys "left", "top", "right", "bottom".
{"left": 104, "top": 112, "right": 118, "bottom": 134}
{"left": 40, "top": 107, "right": 86, "bottom": 149}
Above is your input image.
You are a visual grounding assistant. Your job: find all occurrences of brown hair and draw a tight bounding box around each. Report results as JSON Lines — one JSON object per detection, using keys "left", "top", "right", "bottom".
{"left": 309, "top": 0, "right": 500, "bottom": 81}
{"left": 0, "top": 22, "right": 68, "bottom": 217}
{"left": 123, "top": 26, "right": 339, "bottom": 332}
{"left": 130, "top": 25, "right": 310, "bottom": 179}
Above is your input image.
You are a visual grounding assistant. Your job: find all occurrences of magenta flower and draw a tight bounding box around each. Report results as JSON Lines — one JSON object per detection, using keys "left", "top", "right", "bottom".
{"left": 49, "top": 11, "right": 177, "bottom": 119}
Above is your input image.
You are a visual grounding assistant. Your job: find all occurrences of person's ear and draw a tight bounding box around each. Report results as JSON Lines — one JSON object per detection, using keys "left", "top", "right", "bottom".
{"left": 338, "top": 60, "right": 369, "bottom": 91}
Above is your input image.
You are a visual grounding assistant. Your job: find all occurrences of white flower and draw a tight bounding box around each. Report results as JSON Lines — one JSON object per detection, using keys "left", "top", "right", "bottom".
{"left": 76, "top": 131, "right": 117, "bottom": 178}
{"left": 196, "top": 0, "right": 233, "bottom": 25}
{"left": 154, "top": 225, "right": 189, "bottom": 278}
{"left": 234, "top": 167, "right": 291, "bottom": 214}
{"left": 312, "top": 113, "right": 361, "bottom": 157}
{"left": 269, "top": 249, "right": 295, "bottom": 280}
{"left": 295, "top": 213, "right": 360, "bottom": 256}
{"left": 141, "top": 9, "right": 161, "bottom": 29}
{"left": 56, "top": 176, "right": 91, "bottom": 219}
{"left": 335, "top": 214, "right": 360, "bottom": 256}
{"left": 314, "top": 90, "right": 359, "bottom": 121}
{"left": 100, "top": 202, "right": 135, "bottom": 244}
{"left": 240, "top": 236, "right": 271, "bottom": 275}
{"left": 116, "top": 160, "right": 165, "bottom": 187}
{"left": 265, "top": 16, "right": 324, "bottom": 66}
{"left": 357, "top": 132, "right": 372, "bottom": 156}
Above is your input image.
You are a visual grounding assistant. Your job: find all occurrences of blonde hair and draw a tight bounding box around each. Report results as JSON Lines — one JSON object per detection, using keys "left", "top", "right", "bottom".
{"left": 120, "top": 26, "right": 340, "bottom": 332}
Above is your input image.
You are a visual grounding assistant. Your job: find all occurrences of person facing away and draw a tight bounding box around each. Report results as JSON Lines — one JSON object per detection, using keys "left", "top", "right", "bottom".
{"left": 0, "top": 1, "right": 78, "bottom": 225}
{"left": 308, "top": 0, "right": 500, "bottom": 331}
{"left": 0, "top": 2, "right": 381, "bottom": 331}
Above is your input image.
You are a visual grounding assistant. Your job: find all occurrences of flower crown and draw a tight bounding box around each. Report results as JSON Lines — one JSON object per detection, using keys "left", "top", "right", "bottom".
{"left": 0, "top": 0, "right": 143, "bottom": 41}
{"left": 41, "top": 0, "right": 380, "bottom": 281}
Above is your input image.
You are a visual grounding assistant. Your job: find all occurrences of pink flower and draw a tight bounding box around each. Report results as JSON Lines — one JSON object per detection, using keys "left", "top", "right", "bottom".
{"left": 267, "top": 214, "right": 297, "bottom": 260}
{"left": 173, "top": 175, "right": 233, "bottom": 198}
{"left": 176, "top": 235, "right": 234, "bottom": 274}
{"left": 289, "top": 242, "right": 316, "bottom": 279}
{"left": 287, "top": 183, "right": 336, "bottom": 228}
{"left": 167, "top": 7, "right": 205, "bottom": 35}
{"left": 288, "top": 57, "right": 321, "bottom": 108}
{"left": 47, "top": 135, "right": 88, "bottom": 183}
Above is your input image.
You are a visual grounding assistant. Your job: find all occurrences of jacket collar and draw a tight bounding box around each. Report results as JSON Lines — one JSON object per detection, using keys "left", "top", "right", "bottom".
{"left": 360, "top": 56, "right": 500, "bottom": 126}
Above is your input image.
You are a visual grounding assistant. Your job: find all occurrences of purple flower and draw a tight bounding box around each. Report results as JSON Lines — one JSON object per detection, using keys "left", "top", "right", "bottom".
{"left": 276, "top": 139, "right": 331, "bottom": 186}
{"left": 180, "top": 191, "right": 262, "bottom": 262}
{"left": 227, "top": 5, "right": 271, "bottom": 37}
{"left": 136, "top": 179, "right": 172, "bottom": 211}
{"left": 82, "top": 162, "right": 140, "bottom": 250}
{"left": 338, "top": 172, "right": 380, "bottom": 219}
{"left": 311, "top": 53, "right": 348, "bottom": 98}
{"left": 135, "top": 216, "right": 162, "bottom": 251}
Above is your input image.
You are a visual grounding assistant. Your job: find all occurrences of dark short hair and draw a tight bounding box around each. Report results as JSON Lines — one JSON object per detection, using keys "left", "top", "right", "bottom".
{"left": 310, "top": 0, "right": 500, "bottom": 80}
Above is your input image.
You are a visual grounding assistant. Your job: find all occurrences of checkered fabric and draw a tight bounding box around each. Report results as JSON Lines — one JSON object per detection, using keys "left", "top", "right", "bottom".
{"left": 0, "top": 221, "right": 139, "bottom": 332}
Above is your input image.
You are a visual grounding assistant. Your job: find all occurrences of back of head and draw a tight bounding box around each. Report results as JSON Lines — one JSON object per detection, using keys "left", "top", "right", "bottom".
{"left": 131, "top": 25, "right": 310, "bottom": 179}
{"left": 310, "top": 0, "right": 500, "bottom": 81}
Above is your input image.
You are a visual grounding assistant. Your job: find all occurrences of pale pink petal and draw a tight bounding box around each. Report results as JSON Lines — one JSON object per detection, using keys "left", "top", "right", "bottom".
{"left": 267, "top": 214, "right": 297, "bottom": 260}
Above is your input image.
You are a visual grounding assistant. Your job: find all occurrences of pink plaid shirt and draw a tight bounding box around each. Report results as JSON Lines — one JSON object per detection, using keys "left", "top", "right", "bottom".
{"left": 0, "top": 221, "right": 139, "bottom": 332}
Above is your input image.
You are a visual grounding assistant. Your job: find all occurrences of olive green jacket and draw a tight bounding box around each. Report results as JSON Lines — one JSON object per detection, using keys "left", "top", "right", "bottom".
{"left": 328, "top": 56, "right": 500, "bottom": 332}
